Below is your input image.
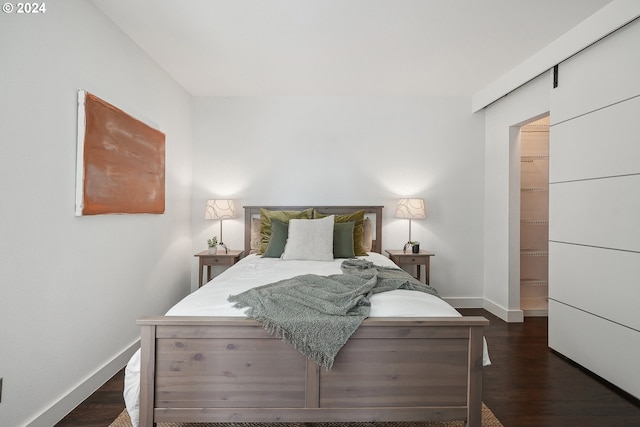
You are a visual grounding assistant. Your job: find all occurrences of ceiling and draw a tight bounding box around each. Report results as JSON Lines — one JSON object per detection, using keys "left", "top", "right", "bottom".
{"left": 92, "top": 0, "right": 614, "bottom": 97}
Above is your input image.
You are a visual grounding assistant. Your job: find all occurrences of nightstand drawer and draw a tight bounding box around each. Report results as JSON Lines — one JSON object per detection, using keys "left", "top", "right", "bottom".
{"left": 399, "top": 255, "right": 427, "bottom": 265}
{"left": 202, "top": 256, "right": 235, "bottom": 266}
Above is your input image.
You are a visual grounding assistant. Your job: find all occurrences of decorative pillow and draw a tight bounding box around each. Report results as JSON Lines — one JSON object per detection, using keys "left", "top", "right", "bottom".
{"left": 315, "top": 209, "right": 367, "bottom": 256}
{"left": 281, "top": 215, "right": 335, "bottom": 261}
{"left": 259, "top": 208, "right": 313, "bottom": 254}
{"left": 363, "top": 217, "right": 373, "bottom": 252}
{"left": 263, "top": 220, "right": 289, "bottom": 258}
{"left": 333, "top": 221, "right": 355, "bottom": 258}
{"left": 250, "top": 217, "right": 261, "bottom": 253}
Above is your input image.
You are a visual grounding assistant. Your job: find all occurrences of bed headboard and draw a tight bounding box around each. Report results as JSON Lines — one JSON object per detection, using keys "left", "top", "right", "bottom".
{"left": 243, "top": 206, "right": 384, "bottom": 255}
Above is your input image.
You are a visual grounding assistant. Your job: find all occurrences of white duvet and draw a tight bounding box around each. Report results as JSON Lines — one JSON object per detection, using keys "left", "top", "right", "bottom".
{"left": 124, "top": 252, "right": 490, "bottom": 426}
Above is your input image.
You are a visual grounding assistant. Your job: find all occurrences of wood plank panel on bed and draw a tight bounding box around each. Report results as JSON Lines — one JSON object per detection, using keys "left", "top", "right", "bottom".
{"left": 153, "top": 406, "right": 471, "bottom": 424}
{"left": 154, "top": 338, "right": 307, "bottom": 408}
{"left": 320, "top": 338, "right": 468, "bottom": 407}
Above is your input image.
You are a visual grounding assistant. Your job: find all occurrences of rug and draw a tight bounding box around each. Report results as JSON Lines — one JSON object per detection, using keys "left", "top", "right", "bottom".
{"left": 109, "top": 405, "right": 503, "bottom": 427}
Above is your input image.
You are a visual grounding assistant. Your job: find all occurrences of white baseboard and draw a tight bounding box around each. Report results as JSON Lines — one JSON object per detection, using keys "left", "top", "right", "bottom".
{"left": 445, "top": 297, "right": 524, "bottom": 322}
{"left": 444, "top": 297, "right": 485, "bottom": 308}
{"left": 26, "top": 339, "right": 140, "bottom": 427}
{"left": 483, "top": 298, "right": 524, "bottom": 323}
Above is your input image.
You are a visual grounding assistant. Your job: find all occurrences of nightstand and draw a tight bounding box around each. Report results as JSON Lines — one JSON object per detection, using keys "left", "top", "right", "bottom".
{"left": 194, "top": 250, "right": 244, "bottom": 287}
{"left": 385, "top": 249, "right": 435, "bottom": 284}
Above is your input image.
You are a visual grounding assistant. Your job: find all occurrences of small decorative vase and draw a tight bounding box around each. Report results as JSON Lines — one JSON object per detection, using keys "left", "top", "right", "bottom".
{"left": 412, "top": 244, "right": 420, "bottom": 253}
{"left": 208, "top": 246, "right": 217, "bottom": 255}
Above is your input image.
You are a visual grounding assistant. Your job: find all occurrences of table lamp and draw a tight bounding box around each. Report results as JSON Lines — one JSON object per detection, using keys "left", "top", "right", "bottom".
{"left": 204, "top": 199, "right": 237, "bottom": 253}
{"left": 395, "top": 198, "right": 426, "bottom": 252}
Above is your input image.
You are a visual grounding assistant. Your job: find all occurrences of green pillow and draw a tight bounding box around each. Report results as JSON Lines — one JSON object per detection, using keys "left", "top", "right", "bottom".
{"left": 259, "top": 208, "right": 313, "bottom": 254}
{"left": 263, "top": 220, "right": 289, "bottom": 258}
{"left": 333, "top": 221, "right": 355, "bottom": 258}
{"left": 315, "top": 209, "right": 367, "bottom": 256}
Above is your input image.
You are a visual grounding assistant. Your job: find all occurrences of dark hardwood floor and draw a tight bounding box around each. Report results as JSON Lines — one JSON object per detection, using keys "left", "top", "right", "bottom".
{"left": 54, "top": 367, "right": 126, "bottom": 427}
{"left": 462, "top": 309, "right": 640, "bottom": 427}
{"left": 56, "top": 309, "right": 640, "bottom": 427}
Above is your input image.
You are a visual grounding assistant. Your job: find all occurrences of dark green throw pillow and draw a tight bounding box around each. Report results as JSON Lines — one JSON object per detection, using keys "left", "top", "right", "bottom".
{"left": 333, "top": 221, "right": 355, "bottom": 258}
{"left": 315, "top": 209, "right": 367, "bottom": 255}
{"left": 263, "top": 220, "right": 289, "bottom": 258}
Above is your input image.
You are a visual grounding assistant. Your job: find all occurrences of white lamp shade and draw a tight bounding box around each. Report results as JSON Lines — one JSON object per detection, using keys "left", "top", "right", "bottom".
{"left": 395, "top": 198, "right": 426, "bottom": 219}
{"left": 204, "top": 199, "right": 237, "bottom": 220}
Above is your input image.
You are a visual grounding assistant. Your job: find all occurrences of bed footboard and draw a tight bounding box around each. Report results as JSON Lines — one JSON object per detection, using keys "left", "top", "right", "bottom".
{"left": 138, "top": 316, "right": 488, "bottom": 427}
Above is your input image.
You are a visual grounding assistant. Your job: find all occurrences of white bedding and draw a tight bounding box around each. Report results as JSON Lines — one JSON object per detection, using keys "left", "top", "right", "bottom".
{"left": 124, "top": 252, "right": 490, "bottom": 426}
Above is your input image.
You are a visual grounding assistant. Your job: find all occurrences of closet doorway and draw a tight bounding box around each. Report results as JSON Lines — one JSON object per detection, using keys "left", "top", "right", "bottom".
{"left": 520, "top": 116, "right": 549, "bottom": 317}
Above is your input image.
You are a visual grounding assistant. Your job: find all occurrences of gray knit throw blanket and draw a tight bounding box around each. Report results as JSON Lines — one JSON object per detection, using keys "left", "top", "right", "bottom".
{"left": 228, "top": 259, "right": 440, "bottom": 370}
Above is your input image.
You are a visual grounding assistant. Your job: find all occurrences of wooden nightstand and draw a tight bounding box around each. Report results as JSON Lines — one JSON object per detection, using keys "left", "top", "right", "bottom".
{"left": 385, "top": 249, "right": 435, "bottom": 284}
{"left": 194, "top": 250, "right": 244, "bottom": 287}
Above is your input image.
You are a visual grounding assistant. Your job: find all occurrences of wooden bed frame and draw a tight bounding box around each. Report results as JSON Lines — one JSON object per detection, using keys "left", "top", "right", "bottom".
{"left": 137, "top": 206, "right": 488, "bottom": 427}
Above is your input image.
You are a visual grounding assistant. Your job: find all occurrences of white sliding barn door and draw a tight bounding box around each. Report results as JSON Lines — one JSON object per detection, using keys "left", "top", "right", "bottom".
{"left": 548, "top": 18, "right": 640, "bottom": 399}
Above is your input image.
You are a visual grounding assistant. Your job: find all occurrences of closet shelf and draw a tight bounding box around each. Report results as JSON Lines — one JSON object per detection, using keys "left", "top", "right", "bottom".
{"left": 521, "top": 125, "right": 550, "bottom": 132}
{"left": 521, "top": 155, "right": 549, "bottom": 163}
{"left": 521, "top": 279, "right": 549, "bottom": 286}
{"left": 521, "top": 187, "right": 548, "bottom": 193}
{"left": 521, "top": 249, "right": 549, "bottom": 256}
{"left": 521, "top": 219, "right": 549, "bottom": 225}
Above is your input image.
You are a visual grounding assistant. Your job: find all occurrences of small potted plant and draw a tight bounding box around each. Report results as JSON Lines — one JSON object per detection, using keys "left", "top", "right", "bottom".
{"left": 403, "top": 241, "right": 420, "bottom": 253}
{"left": 207, "top": 236, "right": 218, "bottom": 254}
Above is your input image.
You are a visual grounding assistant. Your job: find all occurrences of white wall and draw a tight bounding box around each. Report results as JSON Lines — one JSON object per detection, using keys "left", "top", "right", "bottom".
{"left": 483, "top": 73, "right": 550, "bottom": 322}
{"left": 191, "top": 97, "right": 486, "bottom": 304}
{"left": 0, "top": 3, "right": 193, "bottom": 426}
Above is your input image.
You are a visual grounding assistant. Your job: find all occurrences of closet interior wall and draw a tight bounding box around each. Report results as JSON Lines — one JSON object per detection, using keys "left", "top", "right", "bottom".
{"left": 520, "top": 116, "right": 549, "bottom": 316}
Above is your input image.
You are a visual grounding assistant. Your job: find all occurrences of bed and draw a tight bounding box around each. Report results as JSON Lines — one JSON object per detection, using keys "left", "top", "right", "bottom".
{"left": 126, "top": 206, "right": 489, "bottom": 427}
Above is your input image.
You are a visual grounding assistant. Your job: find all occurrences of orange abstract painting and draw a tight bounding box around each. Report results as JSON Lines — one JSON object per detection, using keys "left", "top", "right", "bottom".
{"left": 76, "top": 92, "right": 165, "bottom": 215}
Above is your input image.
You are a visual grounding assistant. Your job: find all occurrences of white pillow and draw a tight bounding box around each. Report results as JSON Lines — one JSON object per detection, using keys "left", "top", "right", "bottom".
{"left": 281, "top": 215, "right": 335, "bottom": 261}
